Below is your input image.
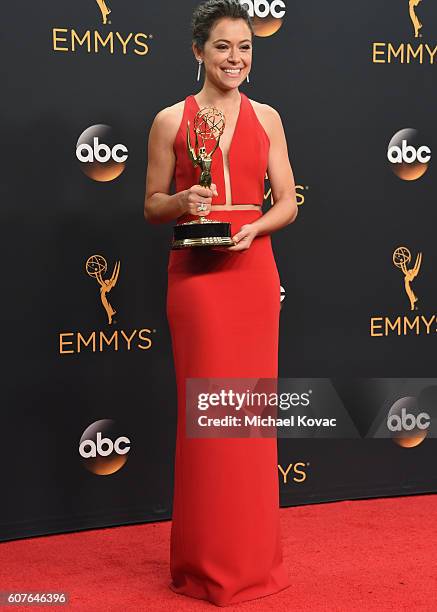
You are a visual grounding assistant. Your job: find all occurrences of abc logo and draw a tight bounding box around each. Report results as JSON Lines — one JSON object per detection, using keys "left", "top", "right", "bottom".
{"left": 79, "top": 419, "right": 131, "bottom": 475}
{"left": 76, "top": 124, "right": 128, "bottom": 182}
{"left": 239, "top": 0, "right": 285, "bottom": 37}
{"left": 387, "top": 128, "right": 431, "bottom": 180}
{"left": 386, "top": 396, "right": 431, "bottom": 448}
{"left": 280, "top": 284, "right": 286, "bottom": 309}
{"left": 387, "top": 407, "right": 430, "bottom": 431}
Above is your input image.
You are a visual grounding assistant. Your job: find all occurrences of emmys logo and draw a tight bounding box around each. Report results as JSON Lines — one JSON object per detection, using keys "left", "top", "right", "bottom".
{"left": 239, "top": 0, "right": 286, "bottom": 37}
{"left": 86, "top": 254, "right": 120, "bottom": 324}
{"left": 386, "top": 396, "right": 430, "bottom": 448}
{"left": 51, "top": 2, "right": 151, "bottom": 56}
{"left": 278, "top": 462, "right": 308, "bottom": 484}
{"left": 76, "top": 125, "right": 128, "bottom": 182}
{"left": 372, "top": 1, "right": 436, "bottom": 65}
{"left": 79, "top": 419, "right": 131, "bottom": 475}
{"left": 370, "top": 246, "right": 437, "bottom": 337}
{"left": 95, "top": 0, "right": 111, "bottom": 25}
{"left": 387, "top": 129, "right": 431, "bottom": 180}
{"left": 58, "top": 254, "right": 155, "bottom": 355}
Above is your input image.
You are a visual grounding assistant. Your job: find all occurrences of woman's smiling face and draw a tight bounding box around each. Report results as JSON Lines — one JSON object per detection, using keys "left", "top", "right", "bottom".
{"left": 194, "top": 17, "right": 253, "bottom": 90}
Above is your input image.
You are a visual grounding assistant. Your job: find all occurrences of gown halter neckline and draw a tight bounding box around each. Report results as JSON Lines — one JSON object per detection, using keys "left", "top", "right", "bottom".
{"left": 191, "top": 92, "right": 243, "bottom": 166}
{"left": 191, "top": 92, "right": 244, "bottom": 206}
{"left": 172, "top": 91, "right": 270, "bottom": 208}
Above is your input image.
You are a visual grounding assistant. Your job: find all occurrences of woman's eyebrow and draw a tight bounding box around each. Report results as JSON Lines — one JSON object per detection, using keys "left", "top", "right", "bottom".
{"left": 212, "top": 38, "right": 252, "bottom": 43}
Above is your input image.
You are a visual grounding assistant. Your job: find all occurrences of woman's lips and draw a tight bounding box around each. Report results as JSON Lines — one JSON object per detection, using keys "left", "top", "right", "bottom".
{"left": 221, "top": 68, "right": 243, "bottom": 78}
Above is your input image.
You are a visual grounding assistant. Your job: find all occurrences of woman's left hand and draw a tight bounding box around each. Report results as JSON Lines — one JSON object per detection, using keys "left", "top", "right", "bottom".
{"left": 211, "top": 223, "right": 259, "bottom": 252}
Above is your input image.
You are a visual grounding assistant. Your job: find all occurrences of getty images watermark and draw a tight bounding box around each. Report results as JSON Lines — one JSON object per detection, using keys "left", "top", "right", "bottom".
{"left": 185, "top": 378, "right": 437, "bottom": 441}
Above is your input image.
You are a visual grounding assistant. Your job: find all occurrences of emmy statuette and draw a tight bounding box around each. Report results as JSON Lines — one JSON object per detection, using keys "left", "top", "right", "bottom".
{"left": 171, "top": 106, "right": 235, "bottom": 249}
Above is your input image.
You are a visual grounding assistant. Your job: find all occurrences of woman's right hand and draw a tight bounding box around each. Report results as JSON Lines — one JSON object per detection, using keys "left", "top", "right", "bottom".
{"left": 181, "top": 183, "right": 218, "bottom": 217}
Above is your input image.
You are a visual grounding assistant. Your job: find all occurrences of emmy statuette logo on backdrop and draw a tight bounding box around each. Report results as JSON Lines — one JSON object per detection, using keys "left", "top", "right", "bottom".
{"left": 86, "top": 254, "right": 120, "bottom": 325}
{"left": 95, "top": 0, "right": 112, "bottom": 25}
{"left": 409, "top": 0, "right": 423, "bottom": 38}
{"left": 392, "top": 247, "right": 422, "bottom": 312}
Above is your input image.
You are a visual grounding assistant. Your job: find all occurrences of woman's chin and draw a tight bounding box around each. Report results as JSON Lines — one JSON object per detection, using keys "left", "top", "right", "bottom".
{"left": 216, "top": 78, "right": 244, "bottom": 91}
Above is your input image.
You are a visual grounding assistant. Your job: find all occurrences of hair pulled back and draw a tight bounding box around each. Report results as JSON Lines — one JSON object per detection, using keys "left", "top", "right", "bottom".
{"left": 191, "top": 0, "right": 254, "bottom": 51}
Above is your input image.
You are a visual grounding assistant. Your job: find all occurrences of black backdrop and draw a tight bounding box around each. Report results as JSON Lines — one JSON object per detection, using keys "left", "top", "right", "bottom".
{"left": 1, "top": 1, "right": 436, "bottom": 541}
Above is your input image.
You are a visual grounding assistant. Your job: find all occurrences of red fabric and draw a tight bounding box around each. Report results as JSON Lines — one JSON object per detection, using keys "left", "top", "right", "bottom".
{"left": 166, "top": 90, "right": 291, "bottom": 606}
{"left": 173, "top": 92, "right": 270, "bottom": 208}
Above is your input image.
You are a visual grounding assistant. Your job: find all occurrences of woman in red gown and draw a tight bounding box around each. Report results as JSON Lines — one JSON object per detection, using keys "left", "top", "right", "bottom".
{"left": 144, "top": 0, "right": 298, "bottom": 606}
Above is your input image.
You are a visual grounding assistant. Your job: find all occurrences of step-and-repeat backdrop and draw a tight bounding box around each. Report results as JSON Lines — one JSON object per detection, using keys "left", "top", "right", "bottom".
{"left": 1, "top": 1, "right": 436, "bottom": 540}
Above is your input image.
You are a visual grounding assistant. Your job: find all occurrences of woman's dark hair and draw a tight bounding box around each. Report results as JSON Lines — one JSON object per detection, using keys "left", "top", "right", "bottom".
{"left": 191, "top": 0, "right": 254, "bottom": 51}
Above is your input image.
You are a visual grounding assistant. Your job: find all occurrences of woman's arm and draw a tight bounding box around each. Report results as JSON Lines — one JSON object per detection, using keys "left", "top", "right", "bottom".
{"left": 144, "top": 108, "right": 185, "bottom": 224}
{"left": 144, "top": 107, "right": 217, "bottom": 224}
{"left": 251, "top": 105, "right": 298, "bottom": 235}
{"left": 227, "top": 105, "right": 298, "bottom": 251}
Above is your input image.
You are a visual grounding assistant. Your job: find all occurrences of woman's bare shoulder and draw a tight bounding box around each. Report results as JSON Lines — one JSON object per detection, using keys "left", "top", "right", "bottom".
{"left": 247, "top": 97, "right": 283, "bottom": 135}
{"left": 152, "top": 100, "right": 185, "bottom": 130}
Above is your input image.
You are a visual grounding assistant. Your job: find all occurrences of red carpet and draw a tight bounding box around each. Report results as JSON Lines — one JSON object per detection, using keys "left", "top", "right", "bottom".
{"left": 1, "top": 494, "right": 436, "bottom": 611}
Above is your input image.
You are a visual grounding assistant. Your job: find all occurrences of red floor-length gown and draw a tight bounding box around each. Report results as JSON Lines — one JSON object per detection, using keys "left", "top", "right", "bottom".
{"left": 166, "top": 92, "right": 291, "bottom": 607}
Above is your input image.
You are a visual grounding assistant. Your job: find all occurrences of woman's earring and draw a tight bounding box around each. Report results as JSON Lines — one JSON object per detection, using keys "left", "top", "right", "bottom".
{"left": 196, "top": 59, "right": 203, "bottom": 82}
{"left": 246, "top": 72, "right": 250, "bottom": 83}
